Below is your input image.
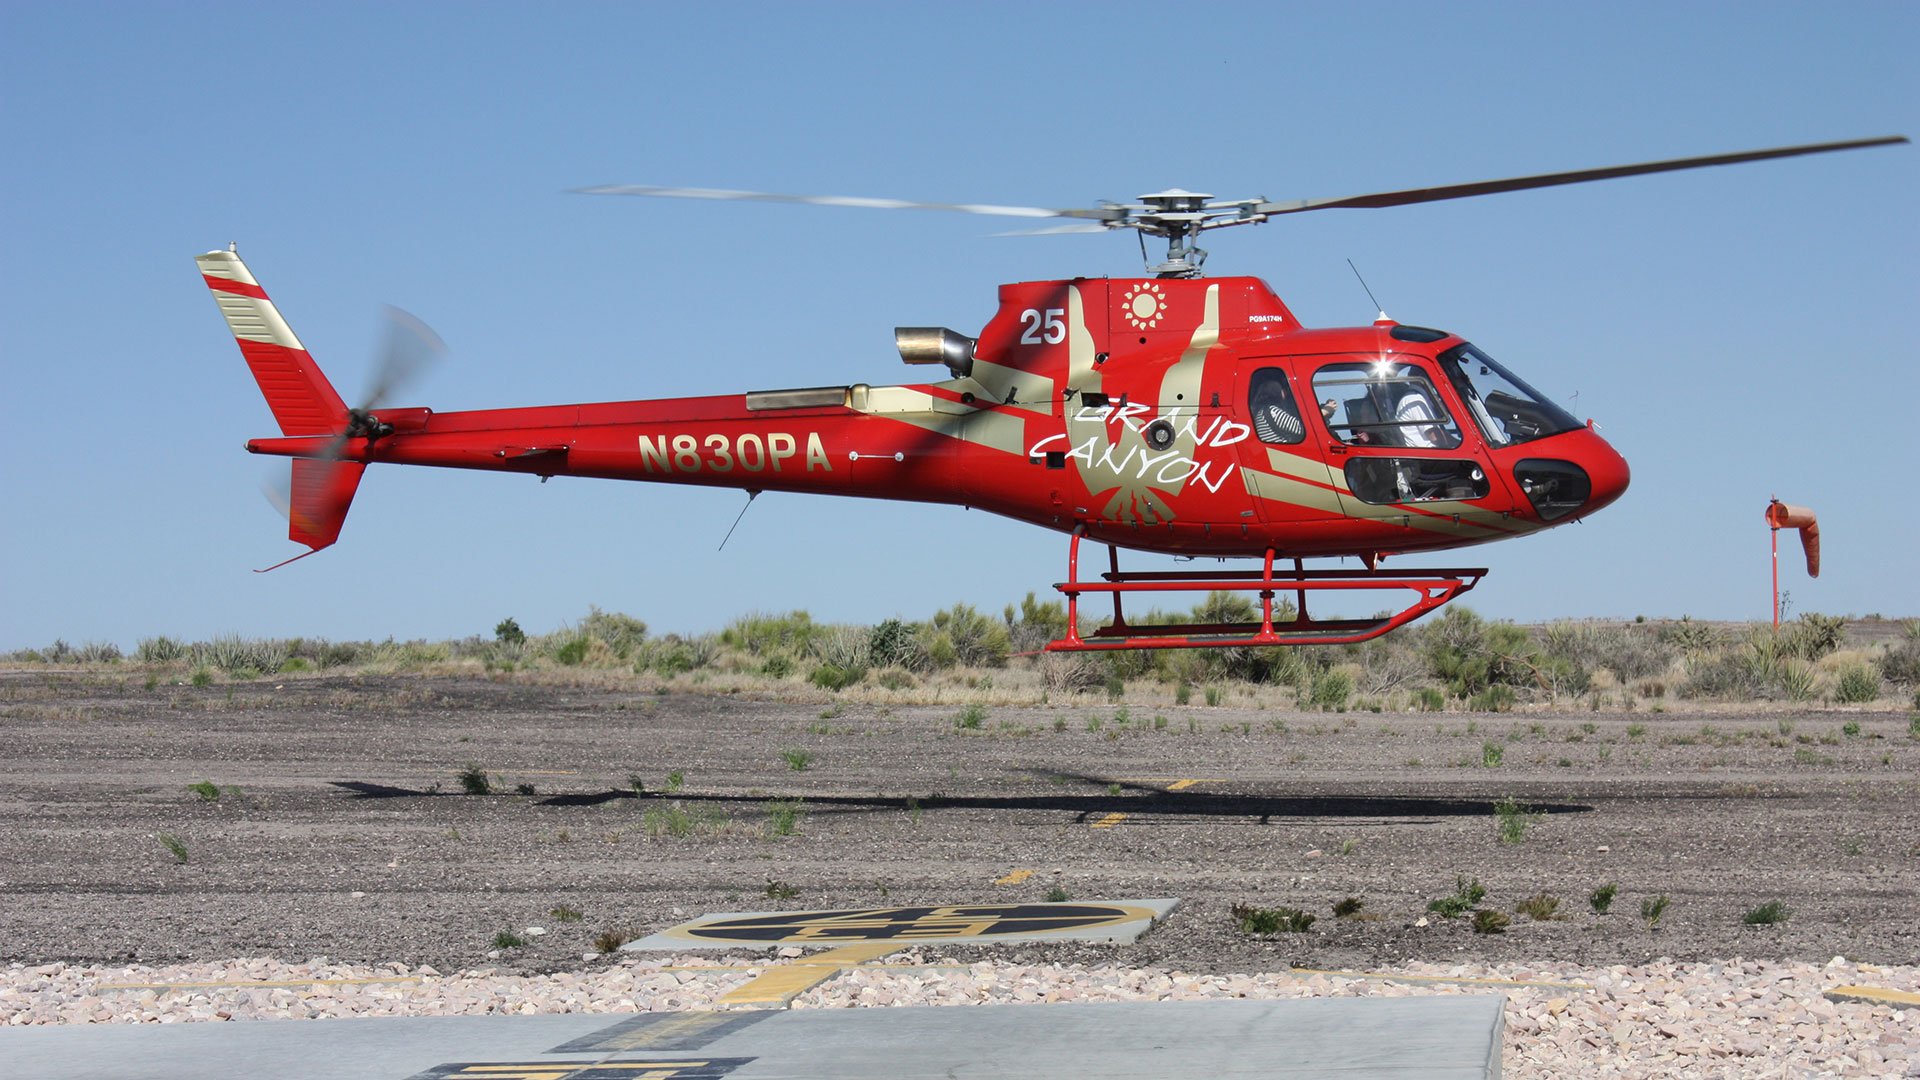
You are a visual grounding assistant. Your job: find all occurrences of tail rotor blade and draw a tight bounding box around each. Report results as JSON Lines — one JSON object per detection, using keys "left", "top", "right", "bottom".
{"left": 360, "top": 305, "right": 446, "bottom": 411}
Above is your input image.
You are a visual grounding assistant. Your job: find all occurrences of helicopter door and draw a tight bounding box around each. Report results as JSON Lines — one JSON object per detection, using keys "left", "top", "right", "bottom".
{"left": 1236, "top": 360, "right": 1345, "bottom": 525}
{"left": 1307, "top": 357, "right": 1508, "bottom": 519}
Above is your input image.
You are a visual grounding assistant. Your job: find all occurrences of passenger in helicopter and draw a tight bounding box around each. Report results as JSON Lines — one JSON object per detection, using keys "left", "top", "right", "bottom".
{"left": 1394, "top": 382, "right": 1445, "bottom": 449}
{"left": 1249, "top": 369, "right": 1306, "bottom": 445}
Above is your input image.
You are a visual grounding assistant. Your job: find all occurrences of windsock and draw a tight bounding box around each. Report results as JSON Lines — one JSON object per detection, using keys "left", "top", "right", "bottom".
{"left": 1765, "top": 501, "right": 1820, "bottom": 578}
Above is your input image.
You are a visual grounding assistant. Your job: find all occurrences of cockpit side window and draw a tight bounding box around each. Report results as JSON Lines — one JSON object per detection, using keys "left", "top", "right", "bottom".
{"left": 1247, "top": 367, "right": 1306, "bottom": 445}
{"left": 1311, "top": 361, "right": 1461, "bottom": 450}
{"left": 1438, "top": 343, "right": 1581, "bottom": 447}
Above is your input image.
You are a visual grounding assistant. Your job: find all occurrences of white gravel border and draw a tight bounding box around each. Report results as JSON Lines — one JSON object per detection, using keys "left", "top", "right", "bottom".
{"left": 5, "top": 955, "right": 1915, "bottom": 1078}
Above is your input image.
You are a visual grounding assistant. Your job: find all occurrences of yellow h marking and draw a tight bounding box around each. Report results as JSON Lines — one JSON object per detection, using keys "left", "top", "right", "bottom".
{"left": 715, "top": 941, "right": 901, "bottom": 1008}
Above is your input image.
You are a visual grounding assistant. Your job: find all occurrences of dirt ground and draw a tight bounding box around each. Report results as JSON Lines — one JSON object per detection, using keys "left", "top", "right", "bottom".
{"left": 1, "top": 669, "right": 1914, "bottom": 974}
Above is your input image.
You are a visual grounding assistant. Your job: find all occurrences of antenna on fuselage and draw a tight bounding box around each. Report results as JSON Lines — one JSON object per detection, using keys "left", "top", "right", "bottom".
{"left": 1346, "top": 259, "right": 1389, "bottom": 322}
{"left": 718, "top": 490, "right": 760, "bottom": 552}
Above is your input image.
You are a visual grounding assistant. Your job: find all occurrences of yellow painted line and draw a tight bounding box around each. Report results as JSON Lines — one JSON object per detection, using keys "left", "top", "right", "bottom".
{"left": 1089, "top": 812, "right": 1128, "bottom": 829}
{"left": 1291, "top": 966, "right": 1590, "bottom": 991}
{"left": 994, "top": 868, "right": 1034, "bottom": 886}
{"left": 1167, "top": 779, "right": 1198, "bottom": 791}
{"left": 715, "top": 941, "right": 902, "bottom": 1008}
{"left": 97, "top": 976, "right": 424, "bottom": 991}
{"left": 456, "top": 1060, "right": 714, "bottom": 1068}
{"left": 1826, "top": 985, "right": 1920, "bottom": 1008}
{"left": 1114, "top": 777, "right": 1226, "bottom": 784}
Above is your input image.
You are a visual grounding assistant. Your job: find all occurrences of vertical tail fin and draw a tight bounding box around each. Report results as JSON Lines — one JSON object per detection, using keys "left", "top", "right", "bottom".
{"left": 197, "top": 248, "right": 349, "bottom": 436}
{"left": 202, "top": 248, "right": 364, "bottom": 563}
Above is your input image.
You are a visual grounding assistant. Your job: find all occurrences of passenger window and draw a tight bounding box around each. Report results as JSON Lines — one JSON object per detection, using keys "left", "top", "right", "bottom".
{"left": 1345, "top": 458, "right": 1490, "bottom": 504}
{"left": 1247, "top": 367, "right": 1305, "bottom": 445}
{"left": 1312, "top": 361, "right": 1461, "bottom": 449}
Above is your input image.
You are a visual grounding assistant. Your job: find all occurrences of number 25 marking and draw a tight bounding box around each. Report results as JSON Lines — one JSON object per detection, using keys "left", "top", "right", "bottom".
{"left": 1019, "top": 307, "right": 1066, "bottom": 345}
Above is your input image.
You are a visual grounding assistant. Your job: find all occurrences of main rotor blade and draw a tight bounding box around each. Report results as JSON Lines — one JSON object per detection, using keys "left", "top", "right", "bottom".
{"left": 359, "top": 305, "right": 446, "bottom": 411}
{"left": 1256, "top": 135, "right": 1909, "bottom": 216}
{"left": 574, "top": 184, "right": 1122, "bottom": 221}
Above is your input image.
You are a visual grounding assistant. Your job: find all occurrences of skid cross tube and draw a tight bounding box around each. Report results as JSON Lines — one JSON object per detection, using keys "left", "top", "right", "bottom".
{"left": 1049, "top": 530, "right": 1484, "bottom": 651}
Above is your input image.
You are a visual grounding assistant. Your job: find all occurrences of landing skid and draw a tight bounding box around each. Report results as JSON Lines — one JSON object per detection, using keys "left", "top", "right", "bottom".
{"left": 1046, "top": 530, "right": 1484, "bottom": 652}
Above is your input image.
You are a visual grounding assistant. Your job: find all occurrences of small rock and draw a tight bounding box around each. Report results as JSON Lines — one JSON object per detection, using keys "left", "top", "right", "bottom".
{"left": 1414, "top": 917, "right": 1429, "bottom": 928}
{"left": 776, "top": 947, "right": 803, "bottom": 959}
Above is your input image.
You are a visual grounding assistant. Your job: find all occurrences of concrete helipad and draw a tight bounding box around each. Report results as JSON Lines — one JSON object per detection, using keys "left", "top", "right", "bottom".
{"left": 0, "top": 995, "right": 1508, "bottom": 1079}
{"left": 620, "top": 899, "right": 1180, "bottom": 951}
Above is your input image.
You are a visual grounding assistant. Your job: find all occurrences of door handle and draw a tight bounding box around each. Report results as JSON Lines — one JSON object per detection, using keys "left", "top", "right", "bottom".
{"left": 1326, "top": 443, "right": 1347, "bottom": 455}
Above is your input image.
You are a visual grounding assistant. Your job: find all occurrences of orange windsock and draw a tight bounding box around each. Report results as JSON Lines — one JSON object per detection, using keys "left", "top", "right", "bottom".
{"left": 1765, "top": 501, "right": 1820, "bottom": 578}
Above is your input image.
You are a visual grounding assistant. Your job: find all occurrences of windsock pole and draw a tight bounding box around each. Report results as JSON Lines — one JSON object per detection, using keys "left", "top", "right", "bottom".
{"left": 1765, "top": 499, "right": 1821, "bottom": 629}
{"left": 1772, "top": 521, "right": 1781, "bottom": 629}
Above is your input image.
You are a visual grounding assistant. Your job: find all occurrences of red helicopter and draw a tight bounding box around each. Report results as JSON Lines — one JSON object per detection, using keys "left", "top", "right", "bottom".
{"left": 201, "top": 136, "right": 1904, "bottom": 652}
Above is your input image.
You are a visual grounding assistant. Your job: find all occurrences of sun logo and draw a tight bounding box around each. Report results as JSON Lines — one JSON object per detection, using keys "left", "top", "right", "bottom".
{"left": 1122, "top": 283, "right": 1166, "bottom": 330}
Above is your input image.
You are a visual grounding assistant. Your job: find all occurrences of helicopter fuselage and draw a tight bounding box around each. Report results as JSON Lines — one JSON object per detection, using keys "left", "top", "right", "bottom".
{"left": 243, "top": 273, "right": 1630, "bottom": 565}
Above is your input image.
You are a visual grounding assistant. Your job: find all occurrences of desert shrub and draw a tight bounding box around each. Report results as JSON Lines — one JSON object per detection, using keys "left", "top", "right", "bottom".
{"left": 136, "top": 636, "right": 188, "bottom": 664}
{"left": 456, "top": 764, "right": 491, "bottom": 795}
{"left": 1775, "top": 659, "right": 1818, "bottom": 702}
{"left": 1878, "top": 623, "right": 1920, "bottom": 686}
{"left": 1833, "top": 665, "right": 1880, "bottom": 704}
{"left": 1231, "top": 903, "right": 1315, "bottom": 934}
{"left": 1471, "top": 909, "right": 1510, "bottom": 934}
{"left": 74, "top": 641, "right": 123, "bottom": 664}
{"left": 580, "top": 607, "right": 648, "bottom": 658}
{"left": 810, "top": 624, "right": 871, "bottom": 669}
{"left": 1427, "top": 876, "right": 1486, "bottom": 919}
{"left": 1779, "top": 613, "right": 1846, "bottom": 662}
{"left": 551, "top": 635, "right": 590, "bottom": 666}
{"left": 1540, "top": 621, "right": 1675, "bottom": 692}
{"left": 1421, "top": 608, "right": 1535, "bottom": 696}
{"left": 1004, "top": 592, "right": 1070, "bottom": 653}
{"left": 1658, "top": 617, "right": 1723, "bottom": 653}
{"left": 724, "top": 611, "right": 820, "bottom": 657}
{"left": 494, "top": 618, "right": 526, "bottom": 646}
{"left": 1515, "top": 893, "right": 1561, "bottom": 921}
{"left": 1680, "top": 633, "right": 1782, "bottom": 700}
{"left": 1493, "top": 796, "right": 1538, "bottom": 843}
{"left": 195, "top": 635, "right": 290, "bottom": 675}
{"left": 923, "top": 603, "right": 1010, "bottom": 668}
{"left": 1470, "top": 685, "right": 1517, "bottom": 712}
{"left": 1309, "top": 669, "right": 1353, "bottom": 709}
{"left": 639, "top": 636, "right": 694, "bottom": 675}
{"left": 1348, "top": 634, "right": 1426, "bottom": 695}
{"left": 867, "top": 619, "right": 917, "bottom": 669}
{"left": 809, "top": 663, "right": 865, "bottom": 691}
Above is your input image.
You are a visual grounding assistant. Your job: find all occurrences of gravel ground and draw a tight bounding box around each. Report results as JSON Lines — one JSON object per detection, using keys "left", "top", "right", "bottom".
{"left": 2, "top": 668, "right": 1916, "bottom": 1074}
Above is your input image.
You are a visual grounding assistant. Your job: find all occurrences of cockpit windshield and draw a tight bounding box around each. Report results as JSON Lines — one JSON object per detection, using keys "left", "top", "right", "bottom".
{"left": 1437, "top": 343, "right": 1581, "bottom": 447}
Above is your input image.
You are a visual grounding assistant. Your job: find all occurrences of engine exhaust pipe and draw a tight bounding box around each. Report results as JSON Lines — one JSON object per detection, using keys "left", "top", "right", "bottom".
{"left": 894, "top": 326, "right": 975, "bottom": 378}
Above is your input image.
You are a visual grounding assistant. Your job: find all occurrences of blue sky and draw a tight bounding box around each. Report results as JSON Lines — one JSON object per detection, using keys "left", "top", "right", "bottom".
{"left": 2, "top": 2, "right": 1914, "bottom": 650}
